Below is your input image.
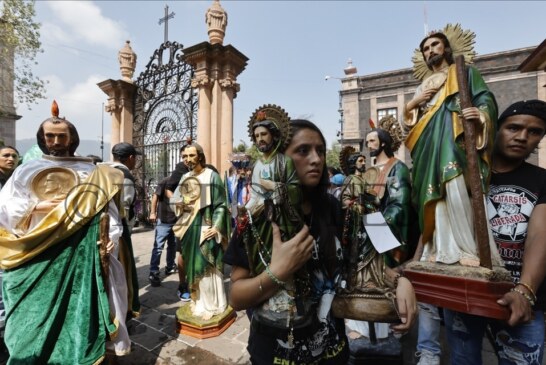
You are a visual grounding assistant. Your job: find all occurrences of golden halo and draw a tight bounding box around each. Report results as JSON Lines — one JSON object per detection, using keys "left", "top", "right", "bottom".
{"left": 378, "top": 115, "right": 403, "bottom": 153}
{"left": 247, "top": 104, "right": 292, "bottom": 151}
{"left": 339, "top": 145, "right": 356, "bottom": 176}
{"left": 412, "top": 23, "right": 476, "bottom": 81}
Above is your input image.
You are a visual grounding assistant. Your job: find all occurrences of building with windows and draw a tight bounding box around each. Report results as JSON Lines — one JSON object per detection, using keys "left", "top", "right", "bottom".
{"left": 337, "top": 45, "right": 546, "bottom": 167}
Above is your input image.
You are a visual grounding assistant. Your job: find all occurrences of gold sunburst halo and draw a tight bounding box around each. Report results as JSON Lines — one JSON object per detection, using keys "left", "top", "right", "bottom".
{"left": 248, "top": 104, "right": 292, "bottom": 151}
{"left": 378, "top": 115, "right": 403, "bottom": 153}
{"left": 339, "top": 145, "right": 356, "bottom": 176}
{"left": 412, "top": 23, "right": 477, "bottom": 81}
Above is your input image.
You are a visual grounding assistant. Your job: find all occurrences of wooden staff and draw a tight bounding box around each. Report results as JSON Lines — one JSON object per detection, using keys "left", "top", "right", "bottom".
{"left": 455, "top": 55, "right": 492, "bottom": 269}
{"left": 99, "top": 211, "right": 110, "bottom": 279}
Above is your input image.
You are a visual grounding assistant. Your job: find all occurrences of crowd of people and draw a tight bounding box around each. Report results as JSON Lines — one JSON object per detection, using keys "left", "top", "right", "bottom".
{"left": 0, "top": 28, "right": 546, "bottom": 365}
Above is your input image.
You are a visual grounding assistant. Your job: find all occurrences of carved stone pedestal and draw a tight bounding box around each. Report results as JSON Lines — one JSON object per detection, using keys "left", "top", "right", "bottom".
{"left": 176, "top": 305, "right": 236, "bottom": 339}
{"left": 404, "top": 261, "right": 513, "bottom": 320}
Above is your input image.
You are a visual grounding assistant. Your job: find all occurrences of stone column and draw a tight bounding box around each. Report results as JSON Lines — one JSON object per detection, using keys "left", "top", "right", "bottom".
{"left": 181, "top": 0, "right": 248, "bottom": 175}
{"left": 97, "top": 41, "right": 137, "bottom": 157}
{"left": 219, "top": 74, "right": 238, "bottom": 175}
{"left": 184, "top": 42, "right": 247, "bottom": 175}
{"left": 98, "top": 80, "right": 137, "bottom": 147}
{"left": 192, "top": 75, "right": 213, "bottom": 161}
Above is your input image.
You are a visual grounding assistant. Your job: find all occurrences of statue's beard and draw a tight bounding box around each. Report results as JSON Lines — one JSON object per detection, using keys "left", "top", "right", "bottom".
{"left": 48, "top": 147, "right": 69, "bottom": 157}
{"left": 369, "top": 146, "right": 383, "bottom": 157}
{"left": 258, "top": 141, "right": 274, "bottom": 153}
{"left": 426, "top": 53, "right": 444, "bottom": 68}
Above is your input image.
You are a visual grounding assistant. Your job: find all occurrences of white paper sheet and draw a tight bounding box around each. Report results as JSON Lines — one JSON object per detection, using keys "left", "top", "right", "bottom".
{"left": 363, "top": 212, "right": 401, "bottom": 253}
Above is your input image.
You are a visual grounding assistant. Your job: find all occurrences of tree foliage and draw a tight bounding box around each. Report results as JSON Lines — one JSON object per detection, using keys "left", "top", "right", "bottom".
{"left": 1, "top": 0, "right": 47, "bottom": 109}
{"left": 326, "top": 142, "right": 341, "bottom": 169}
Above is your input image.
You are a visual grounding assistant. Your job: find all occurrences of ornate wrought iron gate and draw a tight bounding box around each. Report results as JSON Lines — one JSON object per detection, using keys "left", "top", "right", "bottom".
{"left": 133, "top": 41, "right": 197, "bottom": 221}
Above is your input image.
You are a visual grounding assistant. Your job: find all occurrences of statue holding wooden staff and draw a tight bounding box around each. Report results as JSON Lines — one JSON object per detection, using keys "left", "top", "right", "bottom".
{"left": 403, "top": 24, "right": 503, "bottom": 269}
{"left": 403, "top": 25, "right": 514, "bottom": 325}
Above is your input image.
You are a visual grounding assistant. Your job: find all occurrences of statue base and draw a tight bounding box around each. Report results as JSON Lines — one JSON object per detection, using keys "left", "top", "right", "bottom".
{"left": 404, "top": 261, "right": 513, "bottom": 320}
{"left": 332, "top": 291, "right": 400, "bottom": 323}
{"left": 176, "top": 305, "right": 236, "bottom": 339}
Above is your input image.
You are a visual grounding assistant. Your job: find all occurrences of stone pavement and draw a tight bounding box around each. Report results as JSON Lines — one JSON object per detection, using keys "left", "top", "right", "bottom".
{"left": 121, "top": 226, "right": 540, "bottom": 365}
{"left": 117, "top": 226, "right": 250, "bottom": 365}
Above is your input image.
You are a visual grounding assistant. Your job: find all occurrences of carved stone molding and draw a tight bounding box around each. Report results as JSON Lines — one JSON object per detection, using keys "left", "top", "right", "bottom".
{"left": 105, "top": 98, "right": 120, "bottom": 114}
{"left": 219, "top": 78, "right": 240, "bottom": 96}
{"left": 191, "top": 75, "right": 211, "bottom": 88}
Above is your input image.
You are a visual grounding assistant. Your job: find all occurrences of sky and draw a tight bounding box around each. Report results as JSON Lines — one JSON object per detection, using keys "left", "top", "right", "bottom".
{"left": 11, "top": 1, "right": 546, "bottom": 157}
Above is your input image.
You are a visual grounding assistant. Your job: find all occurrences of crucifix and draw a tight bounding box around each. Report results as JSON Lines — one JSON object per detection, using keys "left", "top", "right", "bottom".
{"left": 158, "top": 4, "right": 175, "bottom": 44}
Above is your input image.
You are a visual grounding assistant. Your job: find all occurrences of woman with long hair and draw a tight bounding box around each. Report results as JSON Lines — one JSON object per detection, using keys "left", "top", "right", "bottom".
{"left": 224, "top": 119, "right": 417, "bottom": 364}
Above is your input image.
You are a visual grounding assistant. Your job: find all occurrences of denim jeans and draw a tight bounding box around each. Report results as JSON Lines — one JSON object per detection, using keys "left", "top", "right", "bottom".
{"left": 417, "top": 302, "right": 442, "bottom": 356}
{"left": 444, "top": 308, "right": 544, "bottom": 365}
{"left": 149, "top": 220, "right": 176, "bottom": 274}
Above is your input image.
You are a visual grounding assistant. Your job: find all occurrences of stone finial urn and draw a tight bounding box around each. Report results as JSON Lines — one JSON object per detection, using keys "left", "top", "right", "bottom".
{"left": 118, "top": 40, "right": 137, "bottom": 83}
{"left": 344, "top": 58, "right": 358, "bottom": 76}
{"left": 205, "top": 0, "right": 228, "bottom": 45}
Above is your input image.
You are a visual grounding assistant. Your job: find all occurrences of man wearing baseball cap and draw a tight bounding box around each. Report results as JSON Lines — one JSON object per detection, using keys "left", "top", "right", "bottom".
{"left": 106, "top": 142, "right": 142, "bottom": 319}
{"left": 444, "top": 100, "right": 546, "bottom": 364}
{"left": 111, "top": 142, "right": 142, "bottom": 230}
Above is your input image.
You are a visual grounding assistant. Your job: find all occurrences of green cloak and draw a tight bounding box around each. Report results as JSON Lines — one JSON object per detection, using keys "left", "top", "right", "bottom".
{"left": 179, "top": 170, "right": 230, "bottom": 290}
{"left": 406, "top": 65, "right": 497, "bottom": 244}
{"left": 3, "top": 215, "right": 114, "bottom": 365}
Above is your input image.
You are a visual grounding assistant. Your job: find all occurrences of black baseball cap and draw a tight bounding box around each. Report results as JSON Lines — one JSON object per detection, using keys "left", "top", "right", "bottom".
{"left": 112, "top": 142, "right": 142, "bottom": 158}
{"left": 498, "top": 100, "right": 546, "bottom": 128}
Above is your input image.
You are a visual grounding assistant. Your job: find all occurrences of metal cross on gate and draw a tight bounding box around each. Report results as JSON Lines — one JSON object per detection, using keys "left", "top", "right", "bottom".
{"left": 158, "top": 5, "right": 175, "bottom": 43}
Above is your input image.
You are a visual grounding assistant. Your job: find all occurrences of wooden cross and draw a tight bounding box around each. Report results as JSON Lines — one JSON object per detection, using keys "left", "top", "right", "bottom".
{"left": 158, "top": 5, "right": 175, "bottom": 43}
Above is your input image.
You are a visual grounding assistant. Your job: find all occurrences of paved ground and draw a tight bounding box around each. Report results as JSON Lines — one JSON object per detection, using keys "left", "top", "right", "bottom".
{"left": 111, "top": 226, "right": 535, "bottom": 365}
{"left": 116, "top": 226, "right": 250, "bottom": 365}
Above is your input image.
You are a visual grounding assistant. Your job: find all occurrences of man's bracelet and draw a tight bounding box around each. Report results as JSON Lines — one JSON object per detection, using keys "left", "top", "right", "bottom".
{"left": 511, "top": 287, "right": 536, "bottom": 306}
{"left": 265, "top": 266, "right": 286, "bottom": 287}
{"left": 516, "top": 282, "right": 537, "bottom": 302}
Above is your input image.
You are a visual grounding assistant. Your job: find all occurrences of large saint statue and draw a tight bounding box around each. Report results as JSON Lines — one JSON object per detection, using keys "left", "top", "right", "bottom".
{"left": 339, "top": 117, "right": 413, "bottom": 302}
{"left": 338, "top": 117, "right": 415, "bottom": 352}
{"left": 244, "top": 104, "right": 301, "bottom": 229}
{"left": 0, "top": 102, "right": 132, "bottom": 363}
{"left": 403, "top": 24, "right": 502, "bottom": 267}
{"left": 234, "top": 104, "right": 305, "bottom": 332}
{"left": 241, "top": 104, "right": 302, "bottom": 263}
{"left": 171, "top": 143, "right": 230, "bottom": 320}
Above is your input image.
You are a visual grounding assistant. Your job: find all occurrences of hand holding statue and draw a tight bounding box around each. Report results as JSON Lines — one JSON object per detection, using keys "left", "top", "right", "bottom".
{"left": 268, "top": 223, "right": 313, "bottom": 283}
{"left": 497, "top": 290, "right": 534, "bottom": 327}
{"left": 391, "top": 276, "right": 417, "bottom": 333}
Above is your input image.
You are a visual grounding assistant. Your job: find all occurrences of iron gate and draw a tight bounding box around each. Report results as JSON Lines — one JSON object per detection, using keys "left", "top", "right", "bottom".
{"left": 132, "top": 41, "right": 197, "bottom": 222}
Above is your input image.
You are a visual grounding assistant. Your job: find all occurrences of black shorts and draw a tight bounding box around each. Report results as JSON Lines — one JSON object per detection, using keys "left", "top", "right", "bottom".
{"left": 176, "top": 237, "right": 183, "bottom": 252}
